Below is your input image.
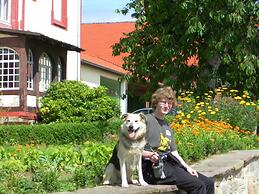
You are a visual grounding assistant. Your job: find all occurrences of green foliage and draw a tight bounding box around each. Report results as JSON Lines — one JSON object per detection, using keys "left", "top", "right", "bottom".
{"left": 215, "top": 96, "right": 258, "bottom": 131}
{"left": 114, "top": 0, "right": 259, "bottom": 96}
{"left": 39, "top": 80, "right": 120, "bottom": 123}
{"left": 73, "top": 167, "right": 88, "bottom": 189}
{"left": 33, "top": 169, "right": 60, "bottom": 192}
{"left": 0, "top": 141, "right": 115, "bottom": 193}
{"left": 0, "top": 121, "right": 115, "bottom": 145}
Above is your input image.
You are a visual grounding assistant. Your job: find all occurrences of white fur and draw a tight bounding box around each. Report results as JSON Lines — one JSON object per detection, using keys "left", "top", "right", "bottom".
{"left": 103, "top": 113, "right": 148, "bottom": 187}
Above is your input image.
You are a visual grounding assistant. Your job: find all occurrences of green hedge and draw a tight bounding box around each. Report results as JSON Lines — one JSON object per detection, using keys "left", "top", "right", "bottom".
{"left": 0, "top": 119, "right": 122, "bottom": 145}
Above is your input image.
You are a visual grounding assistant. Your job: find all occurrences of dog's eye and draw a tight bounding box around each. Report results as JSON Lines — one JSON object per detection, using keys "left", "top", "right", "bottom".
{"left": 135, "top": 120, "right": 138, "bottom": 122}
{"left": 127, "top": 120, "right": 130, "bottom": 122}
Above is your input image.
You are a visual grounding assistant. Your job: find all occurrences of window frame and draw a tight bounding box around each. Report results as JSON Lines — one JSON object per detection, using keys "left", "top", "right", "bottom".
{"left": 57, "top": 57, "right": 62, "bottom": 82}
{"left": 39, "top": 53, "right": 52, "bottom": 92}
{"left": 51, "top": 0, "right": 67, "bottom": 29}
{"left": 0, "top": 0, "right": 11, "bottom": 24}
{"left": 0, "top": 47, "right": 20, "bottom": 90}
{"left": 100, "top": 76, "right": 121, "bottom": 105}
{"left": 27, "top": 49, "right": 34, "bottom": 90}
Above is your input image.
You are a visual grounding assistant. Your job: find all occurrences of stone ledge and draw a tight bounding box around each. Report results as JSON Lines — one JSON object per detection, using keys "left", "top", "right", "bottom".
{"left": 52, "top": 149, "right": 259, "bottom": 194}
{"left": 191, "top": 150, "right": 259, "bottom": 179}
{"left": 54, "top": 185, "right": 178, "bottom": 194}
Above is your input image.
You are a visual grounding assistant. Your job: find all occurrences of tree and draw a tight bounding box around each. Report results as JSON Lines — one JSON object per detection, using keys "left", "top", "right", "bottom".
{"left": 113, "top": 0, "right": 259, "bottom": 97}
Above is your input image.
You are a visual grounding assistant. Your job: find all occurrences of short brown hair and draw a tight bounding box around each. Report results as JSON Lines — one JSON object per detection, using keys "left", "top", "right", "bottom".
{"left": 151, "top": 86, "right": 176, "bottom": 110}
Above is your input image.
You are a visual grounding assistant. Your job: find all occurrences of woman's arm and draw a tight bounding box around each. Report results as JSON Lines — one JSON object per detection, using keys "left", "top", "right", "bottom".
{"left": 171, "top": 150, "right": 198, "bottom": 177}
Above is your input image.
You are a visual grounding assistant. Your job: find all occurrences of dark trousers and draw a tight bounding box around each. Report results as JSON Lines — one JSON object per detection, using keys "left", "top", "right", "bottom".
{"left": 165, "top": 162, "right": 214, "bottom": 194}
{"left": 143, "top": 157, "right": 214, "bottom": 194}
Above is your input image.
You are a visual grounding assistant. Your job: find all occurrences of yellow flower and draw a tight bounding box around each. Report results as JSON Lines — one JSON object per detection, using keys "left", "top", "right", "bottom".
{"left": 234, "top": 96, "right": 242, "bottom": 100}
{"left": 181, "top": 120, "right": 187, "bottom": 124}
{"left": 210, "top": 111, "right": 216, "bottom": 115}
{"left": 186, "top": 114, "right": 191, "bottom": 118}
{"left": 245, "top": 102, "right": 251, "bottom": 106}
{"left": 239, "top": 100, "right": 246, "bottom": 105}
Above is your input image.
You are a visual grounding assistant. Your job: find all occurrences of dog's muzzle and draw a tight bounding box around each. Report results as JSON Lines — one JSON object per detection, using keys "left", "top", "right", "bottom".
{"left": 128, "top": 125, "right": 139, "bottom": 133}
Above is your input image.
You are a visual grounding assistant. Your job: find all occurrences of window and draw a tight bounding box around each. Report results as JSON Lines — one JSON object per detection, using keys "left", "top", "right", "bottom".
{"left": 27, "top": 49, "right": 33, "bottom": 90}
{"left": 57, "top": 57, "right": 62, "bottom": 82}
{"left": 0, "top": 0, "right": 11, "bottom": 23}
{"left": 51, "top": 0, "right": 67, "bottom": 29}
{"left": 100, "top": 76, "right": 121, "bottom": 104}
{"left": 39, "top": 53, "right": 52, "bottom": 91}
{"left": 0, "top": 47, "right": 19, "bottom": 90}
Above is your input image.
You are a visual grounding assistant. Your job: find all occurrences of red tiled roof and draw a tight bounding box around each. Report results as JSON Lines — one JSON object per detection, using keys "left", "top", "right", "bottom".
{"left": 81, "top": 22, "right": 135, "bottom": 74}
{"left": 80, "top": 22, "right": 199, "bottom": 73}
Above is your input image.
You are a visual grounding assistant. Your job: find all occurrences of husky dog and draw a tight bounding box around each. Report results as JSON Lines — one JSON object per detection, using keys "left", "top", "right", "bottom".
{"left": 103, "top": 113, "right": 148, "bottom": 187}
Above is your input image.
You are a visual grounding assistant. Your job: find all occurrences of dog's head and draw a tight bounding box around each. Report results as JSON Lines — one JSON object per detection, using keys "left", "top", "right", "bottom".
{"left": 120, "top": 113, "right": 147, "bottom": 140}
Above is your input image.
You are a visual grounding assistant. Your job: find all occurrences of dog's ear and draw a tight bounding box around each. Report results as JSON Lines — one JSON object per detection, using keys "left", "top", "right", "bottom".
{"left": 139, "top": 113, "right": 146, "bottom": 123}
{"left": 121, "top": 113, "right": 129, "bottom": 120}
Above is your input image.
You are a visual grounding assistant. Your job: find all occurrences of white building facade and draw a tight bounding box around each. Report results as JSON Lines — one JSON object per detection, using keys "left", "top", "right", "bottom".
{"left": 0, "top": 0, "right": 82, "bottom": 123}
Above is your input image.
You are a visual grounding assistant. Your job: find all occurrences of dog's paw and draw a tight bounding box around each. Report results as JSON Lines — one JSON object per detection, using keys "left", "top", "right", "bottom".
{"left": 103, "top": 180, "right": 110, "bottom": 185}
{"left": 139, "top": 180, "right": 148, "bottom": 186}
{"left": 121, "top": 182, "right": 129, "bottom": 187}
{"left": 132, "top": 179, "right": 139, "bottom": 184}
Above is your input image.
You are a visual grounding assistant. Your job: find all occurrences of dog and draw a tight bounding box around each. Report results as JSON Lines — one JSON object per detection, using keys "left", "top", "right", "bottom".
{"left": 103, "top": 113, "right": 148, "bottom": 187}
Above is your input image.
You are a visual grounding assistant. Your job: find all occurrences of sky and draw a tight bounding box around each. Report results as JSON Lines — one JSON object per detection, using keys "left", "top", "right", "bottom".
{"left": 82, "top": 0, "right": 134, "bottom": 23}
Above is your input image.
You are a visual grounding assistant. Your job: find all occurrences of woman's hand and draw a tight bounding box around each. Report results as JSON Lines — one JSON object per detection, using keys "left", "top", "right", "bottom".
{"left": 150, "top": 152, "right": 159, "bottom": 163}
{"left": 186, "top": 166, "right": 198, "bottom": 177}
{"left": 143, "top": 150, "right": 159, "bottom": 163}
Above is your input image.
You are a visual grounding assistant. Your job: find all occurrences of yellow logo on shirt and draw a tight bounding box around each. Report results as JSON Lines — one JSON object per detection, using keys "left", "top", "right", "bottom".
{"left": 157, "top": 133, "right": 171, "bottom": 152}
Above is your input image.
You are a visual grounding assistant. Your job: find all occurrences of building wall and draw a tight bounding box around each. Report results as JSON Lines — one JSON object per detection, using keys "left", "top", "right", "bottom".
{"left": 22, "top": 0, "right": 81, "bottom": 81}
{"left": 81, "top": 64, "right": 127, "bottom": 114}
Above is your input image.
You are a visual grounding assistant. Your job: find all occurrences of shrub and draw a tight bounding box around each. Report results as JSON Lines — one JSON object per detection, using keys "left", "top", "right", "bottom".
{"left": 39, "top": 80, "right": 120, "bottom": 123}
{"left": 214, "top": 96, "right": 257, "bottom": 131}
{"left": 0, "top": 121, "right": 117, "bottom": 145}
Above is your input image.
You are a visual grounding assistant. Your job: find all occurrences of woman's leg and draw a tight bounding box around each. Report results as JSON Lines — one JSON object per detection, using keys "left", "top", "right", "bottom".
{"left": 196, "top": 172, "right": 215, "bottom": 194}
{"left": 164, "top": 164, "right": 214, "bottom": 194}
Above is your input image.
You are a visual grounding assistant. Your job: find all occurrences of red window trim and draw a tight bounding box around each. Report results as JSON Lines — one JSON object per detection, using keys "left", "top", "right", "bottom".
{"left": 51, "top": 0, "right": 67, "bottom": 30}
